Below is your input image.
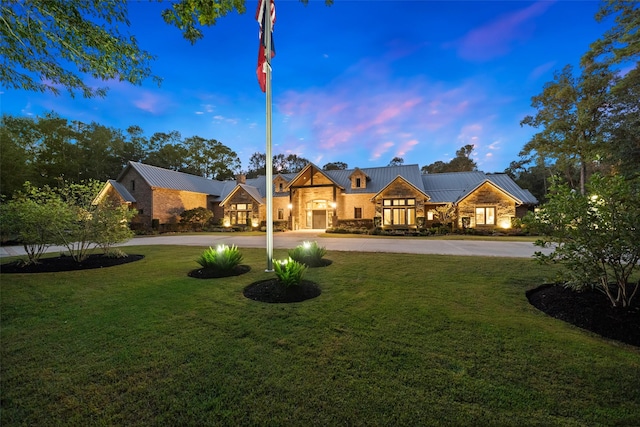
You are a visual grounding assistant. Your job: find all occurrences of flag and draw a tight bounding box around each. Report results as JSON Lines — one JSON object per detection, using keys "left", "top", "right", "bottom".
{"left": 256, "top": 0, "right": 275, "bottom": 92}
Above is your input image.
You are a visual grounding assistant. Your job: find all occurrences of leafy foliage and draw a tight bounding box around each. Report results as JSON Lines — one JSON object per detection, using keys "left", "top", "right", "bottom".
{"left": 0, "top": 0, "right": 159, "bottom": 98}
{"left": 421, "top": 145, "right": 478, "bottom": 174}
{"left": 180, "top": 207, "right": 214, "bottom": 229}
{"left": 196, "top": 245, "right": 243, "bottom": 271}
{"left": 0, "top": 183, "right": 68, "bottom": 264}
{"left": 0, "top": 113, "right": 241, "bottom": 196}
{"left": 322, "top": 162, "right": 348, "bottom": 171}
{"left": 162, "top": 0, "right": 333, "bottom": 44}
{"left": 273, "top": 257, "right": 307, "bottom": 287}
{"left": 288, "top": 241, "right": 327, "bottom": 267}
{"left": 246, "top": 152, "right": 310, "bottom": 177}
{"left": 525, "top": 174, "right": 640, "bottom": 308}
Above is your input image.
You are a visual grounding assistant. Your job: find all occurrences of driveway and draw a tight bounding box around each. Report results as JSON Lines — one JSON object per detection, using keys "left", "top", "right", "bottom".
{"left": 0, "top": 231, "right": 550, "bottom": 259}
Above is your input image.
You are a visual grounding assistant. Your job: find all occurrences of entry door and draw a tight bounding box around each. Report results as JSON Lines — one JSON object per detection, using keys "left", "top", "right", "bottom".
{"left": 312, "top": 210, "right": 326, "bottom": 229}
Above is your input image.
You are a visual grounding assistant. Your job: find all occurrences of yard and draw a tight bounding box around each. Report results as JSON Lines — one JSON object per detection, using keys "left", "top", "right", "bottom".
{"left": 1, "top": 246, "right": 639, "bottom": 426}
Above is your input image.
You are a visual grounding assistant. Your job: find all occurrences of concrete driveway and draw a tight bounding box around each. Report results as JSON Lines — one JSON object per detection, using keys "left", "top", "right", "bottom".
{"left": 0, "top": 230, "right": 550, "bottom": 259}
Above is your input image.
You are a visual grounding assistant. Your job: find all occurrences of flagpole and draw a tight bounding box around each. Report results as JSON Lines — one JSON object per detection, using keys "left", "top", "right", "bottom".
{"left": 264, "top": 0, "right": 274, "bottom": 272}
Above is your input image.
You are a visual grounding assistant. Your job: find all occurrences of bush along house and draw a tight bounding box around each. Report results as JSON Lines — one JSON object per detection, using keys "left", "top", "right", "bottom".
{"left": 97, "top": 161, "right": 538, "bottom": 233}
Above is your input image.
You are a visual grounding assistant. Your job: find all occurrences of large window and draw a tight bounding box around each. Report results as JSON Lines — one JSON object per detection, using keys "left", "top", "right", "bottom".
{"left": 383, "top": 198, "right": 416, "bottom": 226}
{"left": 475, "top": 207, "right": 495, "bottom": 225}
{"left": 230, "top": 203, "right": 252, "bottom": 225}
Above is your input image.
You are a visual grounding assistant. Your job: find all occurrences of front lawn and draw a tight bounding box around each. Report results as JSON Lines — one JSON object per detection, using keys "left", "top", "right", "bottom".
{"left": 1, "top": 247, "right": 638, "bottom": 426}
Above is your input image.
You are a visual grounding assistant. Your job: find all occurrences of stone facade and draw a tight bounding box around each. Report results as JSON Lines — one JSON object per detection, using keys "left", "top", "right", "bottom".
{"left": 456, "top": 182, "right": 516, "bottom": 229}
{"left": 105, "top": 162, "right": 537, "bottom": 231}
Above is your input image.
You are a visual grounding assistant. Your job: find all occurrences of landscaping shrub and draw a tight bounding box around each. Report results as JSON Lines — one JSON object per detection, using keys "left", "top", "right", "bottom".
{"left": 273, "top": 257, "right": 307, "bottom": 287}
{"left": 196, "top": 244, "right": 243, "bottom": 271}
{"left": 288, "top": 241, "right": 327, "bottom": 267}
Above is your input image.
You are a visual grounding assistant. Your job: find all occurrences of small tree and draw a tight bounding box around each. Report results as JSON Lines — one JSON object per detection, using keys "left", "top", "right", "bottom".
{"left": 0, "top": 183, "right": 69, "bottom": 264}
{"left": 525, "top": 174, "right": 640, "bottom": 307}
{"left": 435, "top": 203, "right": 457, "bottom": 232}
{"left": 92, "top": 198, "right": 136, "bottom": 255}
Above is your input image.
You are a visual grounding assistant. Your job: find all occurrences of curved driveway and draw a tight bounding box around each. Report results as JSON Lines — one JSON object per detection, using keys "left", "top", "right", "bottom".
{"left": 1, "top": 231, "right": 550, "bottom": 258}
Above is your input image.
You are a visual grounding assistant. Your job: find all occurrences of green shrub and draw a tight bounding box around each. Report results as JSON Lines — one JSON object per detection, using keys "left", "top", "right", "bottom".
{"left": 273, "top": 257, "right": 307, "bottom": 287}
{"left": 196, "top": 244, "right": 243, "bottom": 271}
{"left": 288, "top": 241, "right": 327, "bottom": 267}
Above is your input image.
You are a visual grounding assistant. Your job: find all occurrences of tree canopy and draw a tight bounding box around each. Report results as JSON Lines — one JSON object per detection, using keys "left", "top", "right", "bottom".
{"left": 0, "top": 113, "right": 241, "bottom": 196}
{"left": 421, "top": 145, "right": 478, "bottom": 174}
{"left": 1, "top": 0, "right": 332, "bottom": 98}
{"left": 0, "top": 0, "right": 159, "bottom": 98}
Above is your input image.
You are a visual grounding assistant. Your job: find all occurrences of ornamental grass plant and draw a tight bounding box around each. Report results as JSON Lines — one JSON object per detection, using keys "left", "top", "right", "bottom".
{"left": 288, "top": 240, "right": 327, "bottom": 267}
{"left": 196, "top": 244, "right": 243, "bottom": 271}
{"left": 273, "top": 257, "right": 307, "bottom": 287}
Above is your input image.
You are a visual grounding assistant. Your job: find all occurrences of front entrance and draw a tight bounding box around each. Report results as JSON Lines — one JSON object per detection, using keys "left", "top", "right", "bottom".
{"left": 312, "top": 210, "right": 326, "bottom": 229}
{"left": 304, "top": 200, "right": 329, "bottom": 229}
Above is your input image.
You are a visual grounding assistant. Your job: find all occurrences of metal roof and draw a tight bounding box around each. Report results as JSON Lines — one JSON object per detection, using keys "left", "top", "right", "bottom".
{"left": 123, "top": 161, "right": 225, "bottom": 195}
{"left": 325, "top": 164, "right": 426, "bottom": 194}
{"left": 421, "top": 171, "right": 538, "bottom": 204}
{"left": 107, "top": 179, "right": 136, "bottom": 203}
{"left": 115, "top": 162, "right": 537, "bottom": 206}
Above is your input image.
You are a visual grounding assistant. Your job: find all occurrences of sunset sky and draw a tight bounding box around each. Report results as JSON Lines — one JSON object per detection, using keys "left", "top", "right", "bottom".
{"left": 2, "top": 0, "right": 613, "bottom": 173}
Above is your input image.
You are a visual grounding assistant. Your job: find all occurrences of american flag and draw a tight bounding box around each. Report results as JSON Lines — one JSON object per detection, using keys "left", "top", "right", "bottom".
{"left": 256, "top": 0, "right": 275, "bottom": 92}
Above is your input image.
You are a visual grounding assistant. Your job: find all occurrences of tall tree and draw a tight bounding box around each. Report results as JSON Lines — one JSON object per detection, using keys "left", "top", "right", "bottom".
{"left": 582, "top": 1, "right": 640, "bottom": 179}
{"left": 520, "top": 64, "right": 614, "bottom": 194}
{"left": 0, "top": 116, "right": 38, "bottom": 196}
{"left": 322, "top": 161, "right": 348, "bottom": 171}
{"left": 182, "top": 136, "right": 240, "bottom": 180}
{"left": 388, "top": 157, "right": 404, "bottom": 167}
{"left": 421, "top": 145, "right": 478, "bottom": 174}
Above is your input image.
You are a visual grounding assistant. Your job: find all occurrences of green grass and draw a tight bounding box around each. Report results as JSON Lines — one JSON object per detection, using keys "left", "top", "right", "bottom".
{"left": 2, "top": 246, "right": 639, "bottom": 426}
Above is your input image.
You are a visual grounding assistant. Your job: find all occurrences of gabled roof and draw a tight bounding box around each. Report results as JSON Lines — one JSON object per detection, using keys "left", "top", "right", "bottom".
{"left": 94, "top": 179, "right": 136, "bottom": 204}
{"left": 421, "top": 171, "right": 538, "bottom": 205}
{"left": 219, "top": 184, "right": 265, "bottom": 206}
{"left": 120, "top": 161, "right": 224, "bottom": 195}
{"left": 286, "top": 163, "right": 345, "bottom": 190}
{"left": 325, "top": 164, "right": 426, "bottom": 195}
{"left": 371, "top": 175, "right": 430, "bottom": 201}
{"left": 348, "top": 167, "right": 369, "bottom": 180}
{"left": 485, "top": 173, "right": 538, "bottom": 204}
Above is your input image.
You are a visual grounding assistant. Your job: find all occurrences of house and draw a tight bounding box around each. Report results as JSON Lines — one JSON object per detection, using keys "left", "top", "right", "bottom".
{"left": 98, "top": 161, "right": 537, "bottom": 231}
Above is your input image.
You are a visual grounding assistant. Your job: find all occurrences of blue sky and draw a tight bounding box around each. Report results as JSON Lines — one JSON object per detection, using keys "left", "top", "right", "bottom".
{"left": 2, "top": 0, "right": 612, "bottom": 173}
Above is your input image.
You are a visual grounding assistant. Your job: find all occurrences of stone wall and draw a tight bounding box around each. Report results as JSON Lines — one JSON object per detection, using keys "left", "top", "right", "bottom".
{"left": 457, "top": 182, "right": 516, "bottom": 229}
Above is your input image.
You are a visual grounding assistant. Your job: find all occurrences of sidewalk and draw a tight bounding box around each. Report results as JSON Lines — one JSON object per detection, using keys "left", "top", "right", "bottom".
{"left": 0, "top": 232, "right": 550, "bottom": 259}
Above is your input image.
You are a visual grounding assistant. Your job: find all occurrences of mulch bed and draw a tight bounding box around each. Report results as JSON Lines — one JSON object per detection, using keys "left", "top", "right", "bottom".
{"left": 0, "top": 254, "right": 144, "bottom": 273}
{"left": 527, "top": 284, "right": 640, "bottom": 347}
{"left": 303, "top": 259, "right": 332, "bottom": 268}
{"left": 243, "top": 279, "right": 321, "bottom": 303}
{"left": 188, "top": 265, "right": 251, "bottom": 279}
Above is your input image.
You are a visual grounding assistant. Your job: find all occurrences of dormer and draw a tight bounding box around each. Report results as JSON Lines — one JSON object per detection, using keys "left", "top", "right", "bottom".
{"left": 273, "top": 174, "right": 289, "bottom": 193}
{"left": 349, "top": 168, "right": 369, "bottom": 190}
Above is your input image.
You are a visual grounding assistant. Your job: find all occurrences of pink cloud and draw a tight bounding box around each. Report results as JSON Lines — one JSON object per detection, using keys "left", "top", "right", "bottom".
{"left": 133, "top": 91, "right": 168, "bottom": 114}
{"left": 276, "top": 58, "right": 496, "bottom": 165}
{"left": 456, "top": 1, "right": 555, "bottom": 61}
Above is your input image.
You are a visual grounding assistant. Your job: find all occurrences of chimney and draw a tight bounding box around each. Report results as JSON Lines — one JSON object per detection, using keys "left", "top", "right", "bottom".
{"left": 236, "top": 173, "right": 246, "bottom": 184}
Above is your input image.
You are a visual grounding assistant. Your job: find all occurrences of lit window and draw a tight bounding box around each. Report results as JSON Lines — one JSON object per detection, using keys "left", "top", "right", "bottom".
{"left": 427, "top": 211, "right": 434, "bottom": 221}
{"left": 475, "top": 207, "right": 495, "bottom": 225}
{"left": 230, "top": 203, "right": 253, "bottom": 225}
{"left": 382, "top": 199, "right": 416, "bottom": 225}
